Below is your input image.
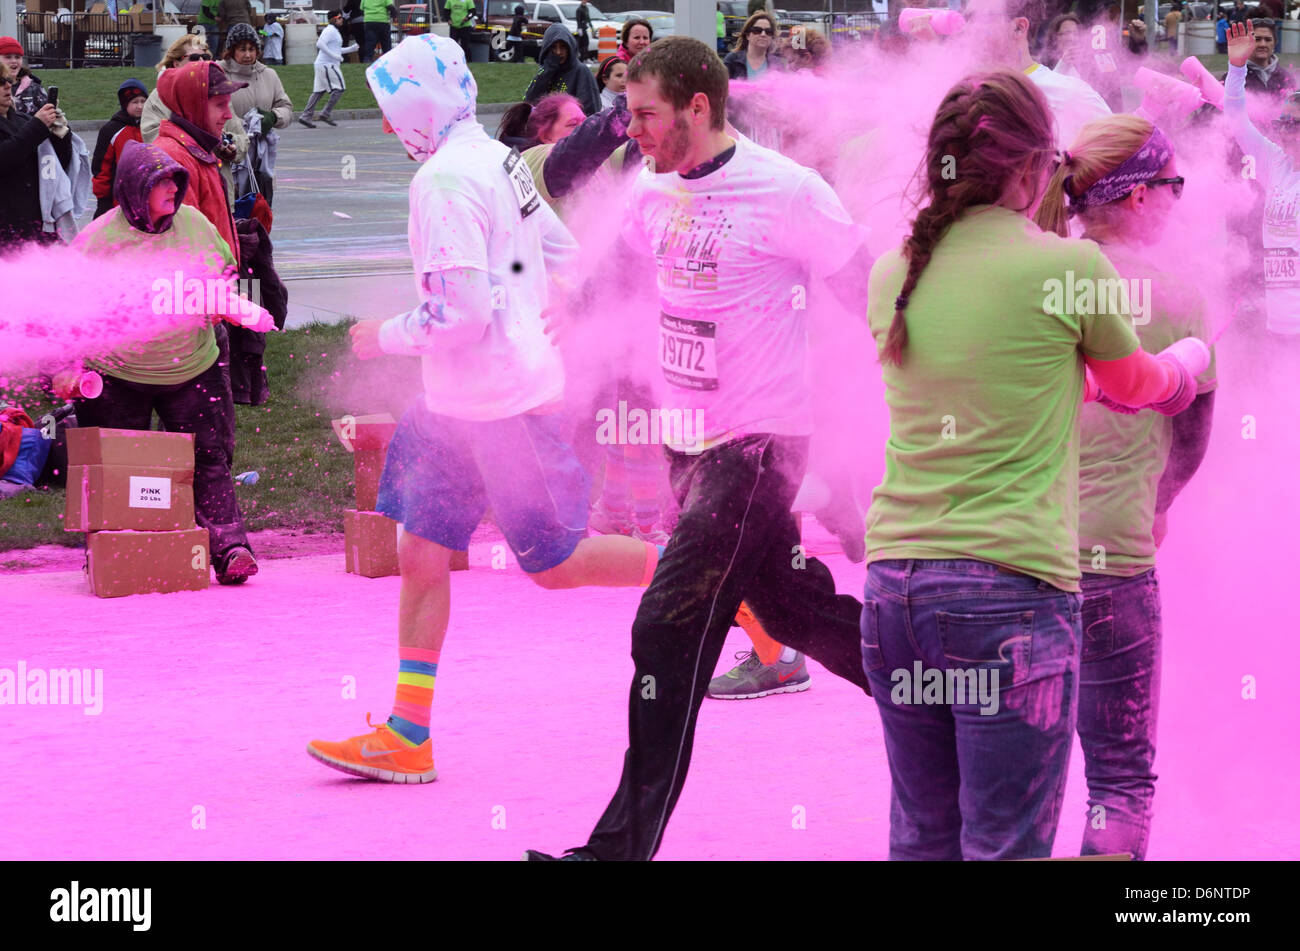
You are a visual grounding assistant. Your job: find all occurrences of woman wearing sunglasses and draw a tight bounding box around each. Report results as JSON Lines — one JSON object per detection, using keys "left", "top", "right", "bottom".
{"left": 724, "top": 12, "right": 779, "bottom": 81}
{"left": 1226, "top": 20, "right": 1300, "bottom": 337}
{"left": 141, "top": 33, "right": 248, "bottom": 209}
{"left": 1036, "top": 114, "right": 1216, "bottom": 860}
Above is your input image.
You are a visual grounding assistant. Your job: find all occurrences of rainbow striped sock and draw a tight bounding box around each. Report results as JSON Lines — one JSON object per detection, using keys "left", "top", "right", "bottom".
{"left": 386, "top": 646, "right": 439, "bottom": 747}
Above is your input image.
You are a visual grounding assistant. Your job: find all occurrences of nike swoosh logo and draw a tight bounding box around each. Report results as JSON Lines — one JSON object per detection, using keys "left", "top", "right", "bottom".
{"left": 360, "top": 744, "right": 397, "bottom": 758}
{"left": 778, "top": 668, "right": 801, "bottom": 683}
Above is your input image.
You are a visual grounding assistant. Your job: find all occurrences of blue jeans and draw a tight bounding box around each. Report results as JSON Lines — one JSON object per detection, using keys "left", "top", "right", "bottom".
{"left": 862, "top": 559, "right": 1083, "bottom": 860}
{"left": 1077, "top": 569, "right": 1162, "bottom": 860}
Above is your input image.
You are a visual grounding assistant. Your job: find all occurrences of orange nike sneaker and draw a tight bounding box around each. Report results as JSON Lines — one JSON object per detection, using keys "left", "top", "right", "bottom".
{"left": 307, "top": 714, "right": 438, "bottom": 784}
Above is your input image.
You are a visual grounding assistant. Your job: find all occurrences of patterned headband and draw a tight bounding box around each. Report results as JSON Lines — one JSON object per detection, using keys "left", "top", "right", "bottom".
{"left": 1068, "top": 126, "right": 1175, "bottom": 212}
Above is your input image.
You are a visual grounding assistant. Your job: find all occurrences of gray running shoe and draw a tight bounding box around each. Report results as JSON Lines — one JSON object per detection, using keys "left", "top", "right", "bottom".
{"left": 707, "top": 649, "right": 810, "bottom": 700}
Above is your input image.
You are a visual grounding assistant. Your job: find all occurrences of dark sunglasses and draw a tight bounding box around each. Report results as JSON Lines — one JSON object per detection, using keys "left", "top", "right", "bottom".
{"left": 1271, "top": 115, "right": 1300, "bottom": 133}
{"left": 749, "top": 25, "right": 774, "bottom": 35}
{"left": 0, "top": 77, "right": 12, "bottom": 88}
{"left": 186, "top": 52, "right": 212, "bottom": 61}
{"left": 1145, "top": 176, "right": 1185, "bottom": 198}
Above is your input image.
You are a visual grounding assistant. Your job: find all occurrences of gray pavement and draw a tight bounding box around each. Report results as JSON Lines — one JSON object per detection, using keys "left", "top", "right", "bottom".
{"left": 269, "top": 116, "right": 502, "bottom": 327}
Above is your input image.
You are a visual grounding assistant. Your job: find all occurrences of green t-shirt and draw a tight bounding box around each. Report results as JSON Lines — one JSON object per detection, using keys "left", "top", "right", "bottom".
{"left": 864, "top": 205, "right": 1141, "bottom": 593}
{"left": 362, "top": 0, "right": 393, "bottom": 22}
{"left": 1077, "top": 244, "right": 1218, "bottom": 577}
{"left": 447, "top": 0, "right": 474, "bottom": 27}
{"left": 717, "top": 11, "right": 726, "bottom": 37}
{"left": 78, "top": 205, "right": 233, "bottom": 386}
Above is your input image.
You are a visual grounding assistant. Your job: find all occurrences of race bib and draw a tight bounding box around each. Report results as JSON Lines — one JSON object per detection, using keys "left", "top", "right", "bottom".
{"left": 660, "top": 313, "right": 718, "bottom": 391}
{"left": 503, "top": 149, "right": 540, "bottom": 219}
{"left": 1264, "top": 248, "right": 1300, "bottom": 289}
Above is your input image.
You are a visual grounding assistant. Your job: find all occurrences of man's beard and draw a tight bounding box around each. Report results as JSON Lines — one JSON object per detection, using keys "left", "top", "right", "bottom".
{"left": 653, "top": 114, "right": 692, "bottom": 173}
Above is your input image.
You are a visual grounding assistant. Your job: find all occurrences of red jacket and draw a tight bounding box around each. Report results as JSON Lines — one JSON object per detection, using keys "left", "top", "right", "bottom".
{"left": 154, "top": 63, "right": 240, "bottom": 265}
{"left": 92, "top": 118, "right": 143, "bottom": 203}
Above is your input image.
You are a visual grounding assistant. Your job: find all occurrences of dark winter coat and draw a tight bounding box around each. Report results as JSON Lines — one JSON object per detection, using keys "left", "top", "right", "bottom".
{"left": 524, "top": 24, "right": 601, "bottom": 115}
{"left": 0, "top": 106, "right": 72, "bottom": 253}
{"left": 228, "top": 216, "right": 288, "bottom": 405}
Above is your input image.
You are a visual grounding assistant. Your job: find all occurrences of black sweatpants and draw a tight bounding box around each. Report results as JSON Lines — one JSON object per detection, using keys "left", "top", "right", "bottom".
{"left": 73, "top": 343, "right": 249, "bottom": 558}
{"left": 586, "top": 434, "right": 871, "bottom": 861}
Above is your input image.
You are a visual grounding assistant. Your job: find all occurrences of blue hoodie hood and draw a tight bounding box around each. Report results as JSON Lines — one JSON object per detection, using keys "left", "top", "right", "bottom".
{"left": 366, "top": 34, "right": 477, "bottom": 162}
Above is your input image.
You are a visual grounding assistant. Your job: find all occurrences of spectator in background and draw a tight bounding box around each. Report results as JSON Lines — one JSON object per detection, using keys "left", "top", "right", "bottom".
{"left": 143, "top": 33, "right": 249, "bottom": 212}
{"left": 496, "top": 92, "right": 585, "bottom": 155}
{"left": 1165, "top": 1, "right": 1182, "bottom": 54}
{"left": 0, "top": 37, "right": 48, "bottom": 117}
{"left": 72, "top": 140, "right": 269, "bottom": 585}
{"left": 0, "top": 63, "right": 72, "bottom": 253}
{"left": 1238, "top": 18, "right": 1298, "bottom": 101}
{"left": 597, "top": 55, "right": 627, "bottom": 109}
{"left": 224, "top": 22, "right": 294, "bottom": 202}
{"left": 717, "top": 6, "right": 727, "bottom": 54}
{"left": 1258, "top": 0, "right": 1285, "bottom": 30}
{"left": 1217, "top": 9, "right": 1230, "bottom": 54}
{"left": 345, "top": 0, "right": 366, "bottom": 61}
{"left": 615, "top": 18, "right": 653, "bottom": 62}
{"left": 782, "top": 24, "right": 831, "bottom": 74}
{"left": 1042, "top": 12, "right": 1081, "bottom": 69}
{"left": 91, "top": 80, "right": 147, "bottom": 219}
{"left": 1228, "top": 0, "right": 1252, "bottom": 25}
{"left": 725, "top": 11, "right": 779, "bottom": 80}
{"left": 447, "top": 0, "right": 476, "bottom": 61}
{"left": 217, "top": 0, "right": 254, "bottom": 68}
{"left": 198, "top": 0, "right": 221, "bottom": 56}
{"left": 525, "top": 24, "right": 602, "bottom": 114}
{"left": 1126, "top": 16, "right": 1149, "bottom": 57}
{"left": 300, "top": 10, "right": 359, "bottom": 127}
{"left": 362, "top": 0, "right": 398, "bottom": 63}
{"left": 576, "top": 0, "right": 593, "bottom": 60}
{"left": 508, "top": 4, "right": 528, "bottom": 61}
{"left": 261, "top": 16, "right": 286, "bottom": 65}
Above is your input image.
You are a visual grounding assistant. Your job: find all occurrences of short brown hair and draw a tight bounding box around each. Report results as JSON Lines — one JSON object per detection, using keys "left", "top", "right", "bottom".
{"left": 1251, "top": 19, "right": 1276, "bottom": 40}
{"left": 627, "top": 36, "right": 728, "bottom": 132}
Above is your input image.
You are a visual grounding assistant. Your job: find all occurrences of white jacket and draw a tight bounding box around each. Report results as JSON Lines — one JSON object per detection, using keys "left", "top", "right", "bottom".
{"left": 315, "top": 25, "right": 359, "bottom": 66}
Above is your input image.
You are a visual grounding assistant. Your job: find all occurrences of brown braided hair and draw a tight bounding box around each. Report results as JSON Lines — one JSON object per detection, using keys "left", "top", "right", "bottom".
{"left": 881, "top": 69, "right": 1056, "bottom": 367}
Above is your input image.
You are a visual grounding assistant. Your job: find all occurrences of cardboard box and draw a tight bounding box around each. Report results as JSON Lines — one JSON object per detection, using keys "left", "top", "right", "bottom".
{"left": 354, "top": 449, "right": 385, "bottom": 511}
{"left": 343, "top": 511, "right": 469, "bottom": 576}
{"left": 65, "top": 465, "right": 196, "bottom": 533}
{"left": 67, "top": 427, "right": 195, "bottom": 470}
{"left": 344, "top": 509, "right": 399, "bottom": 578}
{"left": 332, "top": 414, "right": 397, "bottom": 511}
{"left": 86, "top": 527, "right": 210, "bottom": 598}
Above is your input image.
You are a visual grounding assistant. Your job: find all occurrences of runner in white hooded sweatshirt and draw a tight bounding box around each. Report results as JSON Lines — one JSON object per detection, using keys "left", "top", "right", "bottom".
{"left": 306, "top": 34, "right": 664, "bottom": 784}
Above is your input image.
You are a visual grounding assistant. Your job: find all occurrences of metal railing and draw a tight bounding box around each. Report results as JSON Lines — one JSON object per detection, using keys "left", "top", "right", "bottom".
{"left": 18, "top": 12, "right": 147, "bottom": 68}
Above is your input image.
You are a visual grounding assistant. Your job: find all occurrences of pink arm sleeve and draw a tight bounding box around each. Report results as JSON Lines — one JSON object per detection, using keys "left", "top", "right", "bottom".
{"left": 1084, "top": 349, "right": 1179, "bottom": 407}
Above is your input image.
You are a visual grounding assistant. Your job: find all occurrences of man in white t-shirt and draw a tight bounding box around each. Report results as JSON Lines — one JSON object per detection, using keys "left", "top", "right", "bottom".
{"left": 305, "top": 34, "right": 663, "bottom": 786}
{"left": 968, "top": 0, "right": 1112, "bottom": 149}
{"left": 526, "top": 36, "right": 875, "bottom": 863}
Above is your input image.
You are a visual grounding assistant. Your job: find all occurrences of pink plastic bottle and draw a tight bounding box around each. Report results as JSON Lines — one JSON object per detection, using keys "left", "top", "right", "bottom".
{"left": 76, "top": 371, "right": 103, "bottom": 400}
{"left": 1179, "top": 56, "right": 1227, "bottom": 110}
{"left": 1134, "top": 66, "right": 1205, "bottom": 122}
{"left": 898, "top": 8, "right": 966, "bottom": 35}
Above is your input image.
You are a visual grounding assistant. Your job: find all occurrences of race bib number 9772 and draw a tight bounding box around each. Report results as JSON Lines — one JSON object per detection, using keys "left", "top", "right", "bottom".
{"left": 660, "top": 313, "right": 718, "bottom": 391}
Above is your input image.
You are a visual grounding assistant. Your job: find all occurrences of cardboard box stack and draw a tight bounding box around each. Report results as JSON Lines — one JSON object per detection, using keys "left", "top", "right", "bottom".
{"left": 331, "top": 413, "right": 471, "bottom": 577}
{"left": 65, "top": 428, "right": 210, "bottom": 598}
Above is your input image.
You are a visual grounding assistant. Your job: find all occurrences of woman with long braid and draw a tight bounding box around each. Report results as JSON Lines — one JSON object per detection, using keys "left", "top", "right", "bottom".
{"left": 861, "top": 70, "right": 1209, "bottom": 860}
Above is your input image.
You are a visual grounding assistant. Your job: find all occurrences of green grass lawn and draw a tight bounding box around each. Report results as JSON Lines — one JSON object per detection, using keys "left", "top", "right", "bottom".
{"left": 0, "top": 320, "right": 427, "bottom": 553}
{"left": 40, "top": 62, "right": 538, "bottom": 122}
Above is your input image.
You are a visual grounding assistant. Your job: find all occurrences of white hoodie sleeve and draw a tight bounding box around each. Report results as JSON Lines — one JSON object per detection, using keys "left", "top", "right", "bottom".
{"left": 377, "top": 180, "right": 495, "bottom": 355}
{"left": 1225, "top": 62, "right": 1283, "bottom": 192}
{"left": 378, "top": 268, "right": 494, "bottom": 355}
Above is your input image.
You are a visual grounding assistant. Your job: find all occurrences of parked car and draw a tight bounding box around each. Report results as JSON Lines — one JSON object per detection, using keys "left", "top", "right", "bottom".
{"left": 608, "top": 9, "right": 674, "bottom": 37}
{"left": 481, "top": 0, "right": 617, "bottom": 62}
